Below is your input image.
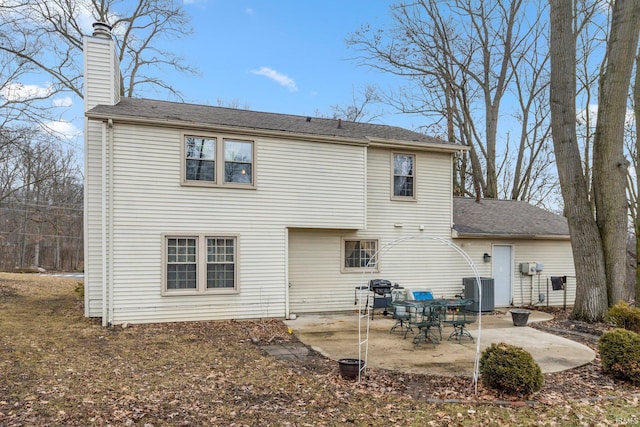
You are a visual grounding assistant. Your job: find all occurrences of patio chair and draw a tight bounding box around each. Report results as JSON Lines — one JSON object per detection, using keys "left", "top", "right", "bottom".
{"left": 389, "top": 289, "right": 412, "bottom": 335}
{"left": 389, "top": 302, "right": 412, "bottom": 335}
{"left": 409, "top": 303, "right": 441, "bottom": 347}
{"left": 443, "top": 299, "right": 476, "bottom": 343}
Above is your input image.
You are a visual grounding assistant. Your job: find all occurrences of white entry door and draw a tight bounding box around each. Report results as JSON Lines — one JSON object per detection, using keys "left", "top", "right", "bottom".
{"left": 492, "top": 245, "right": 513, "bottom": 306}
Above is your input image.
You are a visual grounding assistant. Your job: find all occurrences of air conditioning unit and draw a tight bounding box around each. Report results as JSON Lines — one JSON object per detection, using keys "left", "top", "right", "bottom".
{"left": 463, "top": 277, "right": 495, "bottom": 312}
{"left": 520, "top": 262, "right": 537, "bottom": 276}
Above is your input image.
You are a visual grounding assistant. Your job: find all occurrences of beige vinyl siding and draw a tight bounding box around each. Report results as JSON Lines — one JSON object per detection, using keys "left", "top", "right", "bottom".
{"left": 508, "top": 240, "right": 575, "bottom": 307}
{"left": 453, "top": 238, "right": 575, "bottom": 307}
{"left": 93, "top": 122, "right": 366, "bottom": 324}
{"left": 289, "top": 148, "right": 464, "bottom": 313}
{"left": 83, "top": 36, "right": 119, "bottom": 111}
{"left": 84, "top": 119, "right": 106, "bottom": 317}
{"left": 84, "top": 35, "right": 119, "bottom": 318}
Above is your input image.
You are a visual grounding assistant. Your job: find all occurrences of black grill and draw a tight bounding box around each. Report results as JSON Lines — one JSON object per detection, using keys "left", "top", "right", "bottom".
{"left": 369, "top": 279, "right": 393, "bottom": 318}
{"left": 369, "top": 279, "right": 392, "bottom": 295}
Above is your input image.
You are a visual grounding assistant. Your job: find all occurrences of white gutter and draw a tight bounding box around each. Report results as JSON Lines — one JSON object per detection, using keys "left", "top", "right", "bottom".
{"left": 107, "top": 118, "right": 115, "bottom": 327}
{"left": 101, "top": 121, "right": 108, "bottom": 326}
{"left": 367, "top": 137, "right": 468, "bottom": 154}
{"left": 451, "top": 228, "right": 571, "bottom": 241}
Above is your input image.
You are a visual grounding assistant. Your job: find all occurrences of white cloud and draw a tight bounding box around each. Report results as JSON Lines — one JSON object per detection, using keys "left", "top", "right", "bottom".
{"left": 577, "top": 103, "right": 635, "bottom": 127}
{"left": 245, "top": 8, "right": 255, "bottom": 14}
{"left": 250, "top": 67, "right": 298, "bottom": 92}
{"left": 41, "top": 120, "right": 82, "bottom": 140}
{"left": 52, "top": 96, "right": 73, "bottom": 107}
{"left": 0, "top": 82, "right": 53, "bottom": 102}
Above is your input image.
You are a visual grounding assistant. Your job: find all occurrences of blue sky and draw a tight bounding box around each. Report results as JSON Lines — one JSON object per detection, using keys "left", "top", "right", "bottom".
{"left": 28, "top": 1, "right": 423, "bottom": 154}
{"left": 1, "top": 1, "right": 426, "bottom": 166}
{"left": 158, "top": 1, "right": 418, "bottom": 128}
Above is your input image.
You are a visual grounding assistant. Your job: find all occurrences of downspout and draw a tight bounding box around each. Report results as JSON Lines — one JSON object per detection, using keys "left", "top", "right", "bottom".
{"left": 101, "top": 121, "right": 108, "bottom": 326}
{"left": 450, "top": 153, "right": 455, "bottom": 229}
{"left": 107, "top": 118, "right": 115, "bottom": 327}
{"left": 284, "top": 227, "right": 290, "bottom": 318}
{"left": 83, "top": 121, "right": 90, "bottom": 316}
{"left": 363, "top": 146, "right": 368, "bottom": 229}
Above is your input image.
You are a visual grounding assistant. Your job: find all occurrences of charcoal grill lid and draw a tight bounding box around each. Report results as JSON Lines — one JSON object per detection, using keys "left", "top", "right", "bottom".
{"left": 369, "top": 279, "right": 392, "bottom": 287}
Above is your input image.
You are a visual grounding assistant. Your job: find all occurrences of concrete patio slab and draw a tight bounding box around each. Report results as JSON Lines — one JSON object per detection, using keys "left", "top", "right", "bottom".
{"left": 284, "top": 310, "right": 595, "bottom": 377}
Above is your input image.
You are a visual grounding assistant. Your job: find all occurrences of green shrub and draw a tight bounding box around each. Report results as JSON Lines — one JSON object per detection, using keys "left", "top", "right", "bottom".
{"left": 479, "top": 342, "right": 544, "bottom": 397}
{"left": 599, "top": 329, "right": 640, "bottom": 385}
{"left": 606, "top": 301, "right": 640, "bottom": 333}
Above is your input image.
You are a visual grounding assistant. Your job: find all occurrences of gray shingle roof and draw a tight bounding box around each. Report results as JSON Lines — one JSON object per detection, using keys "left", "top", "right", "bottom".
{"left": 88, "top": 97, "right": 453, "bottom": 146}
{"left": 453, "top": 197, "right": 569, "bottom": 238}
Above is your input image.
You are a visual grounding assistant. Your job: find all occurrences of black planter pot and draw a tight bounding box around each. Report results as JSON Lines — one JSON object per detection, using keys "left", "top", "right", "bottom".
{"left": 337, "top": 358, "right": 365, "bottom": 380}
{"left": 510, "top": 309, "right": 531, "bottom": 326}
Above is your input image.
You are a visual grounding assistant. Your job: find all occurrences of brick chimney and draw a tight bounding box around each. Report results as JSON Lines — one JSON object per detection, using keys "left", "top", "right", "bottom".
{"left": 83, "top": 22, "right": 121, "bottom": 111}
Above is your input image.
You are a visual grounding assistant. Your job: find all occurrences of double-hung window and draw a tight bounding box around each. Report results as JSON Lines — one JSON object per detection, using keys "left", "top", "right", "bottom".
{"left": 164, "top": 235, "right": 238, "bottom": 295}
{"left": 343, "top": 239, "right": 378, "bottom": 272}
{"left": 392, "top": 153, "right": 415, "bottom": 199}
{"left": 183, "top": 133, "right": 254, "bottom": 187}
{"left": 185, "top": 136, "right": 216, "bottom": 182}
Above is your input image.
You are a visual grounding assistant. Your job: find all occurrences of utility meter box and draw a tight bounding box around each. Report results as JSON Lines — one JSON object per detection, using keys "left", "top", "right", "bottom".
{"left": 520, "top": 262, "right": 537, "bottom": 275}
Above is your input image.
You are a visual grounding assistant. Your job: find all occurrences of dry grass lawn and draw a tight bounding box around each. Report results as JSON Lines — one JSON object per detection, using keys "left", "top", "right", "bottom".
{"left": 0, "top": 273, "right": 638, "bottom": 426}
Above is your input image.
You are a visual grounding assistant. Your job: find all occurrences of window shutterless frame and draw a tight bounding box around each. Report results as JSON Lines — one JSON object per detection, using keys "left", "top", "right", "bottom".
{"left": 181, "top": 132, "right": 256, "bottom": 189}
{"left": 162, "top": 233, "right": 239, "bottom": 296}
{"left": 391, "top": 152, "right": 416, "bottom": 201}
{"left": 341, "top": 237, "right": 380, "bottom": 273}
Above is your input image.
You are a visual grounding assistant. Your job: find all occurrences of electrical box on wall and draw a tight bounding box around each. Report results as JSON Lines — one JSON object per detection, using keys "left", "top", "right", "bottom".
{"left": 519, "top": 262, "right": 537, "bottom": 275}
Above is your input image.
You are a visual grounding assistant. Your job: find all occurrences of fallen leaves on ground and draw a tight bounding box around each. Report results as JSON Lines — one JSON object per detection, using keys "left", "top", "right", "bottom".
{"left": 0, "top": 273, "right": 638, "bottom": 426}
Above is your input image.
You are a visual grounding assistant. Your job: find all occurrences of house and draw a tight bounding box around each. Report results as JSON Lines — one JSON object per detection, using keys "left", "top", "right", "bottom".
{"left": 452, "top": 197, "right": 576, "bottom": 308}
{"left": 83, "top": 23, "right": 575, "bottom": 326}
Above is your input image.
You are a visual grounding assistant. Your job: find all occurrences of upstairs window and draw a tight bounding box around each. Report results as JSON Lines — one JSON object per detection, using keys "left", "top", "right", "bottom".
{"left": 183, "top": 134, "right": 254, "bottom": 188}
{"left": 224, "top": 140, "right": 253, "bottom": 184}
{"left": 185, "top": 137, "right": 215, "bottom": 182}
{"left": 393, "top": 153, "right": 415, "bottom": 199}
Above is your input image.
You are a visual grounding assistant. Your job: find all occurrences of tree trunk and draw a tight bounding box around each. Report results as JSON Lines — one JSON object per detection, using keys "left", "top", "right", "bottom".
{"left": 549, "top": 0, "right": 608, "bottom": 321}
{"left": 593, "top": 0, "right": 640, "bottom": 306}
{"left": 635, "top": 50, "right": 640, "bottom": 304}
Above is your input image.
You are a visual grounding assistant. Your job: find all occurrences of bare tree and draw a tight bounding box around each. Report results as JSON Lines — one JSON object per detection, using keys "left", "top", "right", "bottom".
{"left": 550, "top": 0, "right": 640, "bottom": 321}
{"left": 592, "top": 0, "right": 640, "bottom": 306}
{"left": 575, "top": 3, "right": 609, "bottom": 212}
{"left": 0, "top": 0, "right": 196, "bottom": 103}
{"left": 328, "top": 85, "right": 385, "bottom": 123}
{"left": 347, "top": 0, "right": 548, "bottom": 200}
{"left": 0, "top": 43, "right": 62, "bottom": 129}
{"left": 633, "top": 51, "right": 640, "bottom": 303}
{"left": 0, "top": 128, "right": 82, "bottom": 271}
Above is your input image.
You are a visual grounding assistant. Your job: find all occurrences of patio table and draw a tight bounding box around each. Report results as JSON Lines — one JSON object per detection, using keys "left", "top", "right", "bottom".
{"left": 392, "top": 298, "right": 476, "bottom": 345}
{"left": 393, "top": 299, "right": 447, "bottom": 346}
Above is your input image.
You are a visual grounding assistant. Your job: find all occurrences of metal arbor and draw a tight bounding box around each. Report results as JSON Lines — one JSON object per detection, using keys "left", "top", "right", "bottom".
{"left": 356, "top": 235, "right": 483, "bottom": 394}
